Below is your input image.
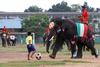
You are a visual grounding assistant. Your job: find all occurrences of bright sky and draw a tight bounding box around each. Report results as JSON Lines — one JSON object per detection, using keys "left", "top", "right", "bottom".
{"left": 0, "top": 0, "right": 99, "bottom": 12}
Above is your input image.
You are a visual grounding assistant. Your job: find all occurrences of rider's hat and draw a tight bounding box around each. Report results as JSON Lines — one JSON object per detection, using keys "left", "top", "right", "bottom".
{"left": 82, "top": 5, "right": 86, "bottom": 9}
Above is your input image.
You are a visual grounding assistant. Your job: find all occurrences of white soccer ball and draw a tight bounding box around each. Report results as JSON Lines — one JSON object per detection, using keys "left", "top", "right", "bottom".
{"left": 35, "top": 53, "right": 42, "bottom": 60}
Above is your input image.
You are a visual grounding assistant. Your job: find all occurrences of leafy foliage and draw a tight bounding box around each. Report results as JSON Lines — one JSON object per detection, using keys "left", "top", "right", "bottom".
{"left": 22, "top": 15, "right": 49, "bottom": 37}
{"left": 71, "top": 4, "right": 81, "bottom": 12}
{"left": 83, "top": 2, "right": 94, "bottom": 12}
{"left": 24, "top": 6, "right": 43, "bottom": 12}
{"left": 48, "top": 1, "right": 71, "bottom": 12}
{"left": 24, "top": 1, "right": 96, "bottom": 12}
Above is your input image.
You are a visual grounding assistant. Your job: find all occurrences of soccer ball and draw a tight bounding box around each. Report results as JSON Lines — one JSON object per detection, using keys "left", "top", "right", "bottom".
{"left": 35, "top": 53, "right": 42, "bottom": 60}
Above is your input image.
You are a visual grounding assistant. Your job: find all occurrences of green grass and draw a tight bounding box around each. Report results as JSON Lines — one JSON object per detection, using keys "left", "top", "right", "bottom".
{"left": 0, "top": 60, "right": 92, "bottom": 67}
{"left": 0, "top": 44, "right": 27, "bottom": 52}
{"left": 0, "top": 43, "right": 100, "bottom": 56}
{"left": 0, "top": 61, "right": 66, "bottom": 67}
{"left": 63, "top": 60, "right": 91, "bottom": 63}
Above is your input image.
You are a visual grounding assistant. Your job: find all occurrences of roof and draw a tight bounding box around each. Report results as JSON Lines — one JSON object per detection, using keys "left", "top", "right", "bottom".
{"left": 0, "top": 12, "right": 99, "bottom": 16}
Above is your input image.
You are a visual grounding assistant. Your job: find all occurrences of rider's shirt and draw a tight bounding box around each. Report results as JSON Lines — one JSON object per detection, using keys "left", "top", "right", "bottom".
{"left": 81, "top": 8, "right": 88, "bottom": 24}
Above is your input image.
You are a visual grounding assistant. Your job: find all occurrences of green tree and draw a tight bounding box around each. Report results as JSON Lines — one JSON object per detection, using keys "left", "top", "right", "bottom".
{"left": 22, "top": 15, "right": 49, "bottom": 37}
{"left": 96, "top": 8, "right": 100, "bottom": 12}
{"left": 71, "top": 4, "right": 81, "bottom": 12}
{"left": 24, "top": 5, "right": 43, "bottom": 12}
{"left": 83, "top": 2, "right": 94, "bottom": 12}
{"left": 48, "top": 1, "right": 71, "bottom": 12}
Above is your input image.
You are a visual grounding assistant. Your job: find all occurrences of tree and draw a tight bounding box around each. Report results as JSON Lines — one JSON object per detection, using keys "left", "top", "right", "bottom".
{"left": 24, "top": 5, "right": 43, "bottom": 12}
{"left": 22, "top": 15, "right": 49, "bottom": 37}
{"left": 48, "top": 1, "right": 71, "bottom": 12}
{"left": 83, "top": 2, "right": 94, "bottom": 12}
{"left": 96, "top": 8, "right": 100, "bottom": 12}
{"left": 71, "top": 4, "right": 81, "bottom": 12}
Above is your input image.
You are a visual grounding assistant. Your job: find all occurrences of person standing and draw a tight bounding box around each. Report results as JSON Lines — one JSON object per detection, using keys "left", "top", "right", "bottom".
{"left": 26, "top": 32, "right": 36, "bottom": 60}
{"left": 1, "top": 32, "right": 7, "bottom": 47}
{"left": 7, "top": 32, "right": 11, "bottom": 46}
{"left": 10, "top": 34, "right": 16, "bottom": 46}
{"left": 1, "top": 26, "right": 7, "bottom": 47}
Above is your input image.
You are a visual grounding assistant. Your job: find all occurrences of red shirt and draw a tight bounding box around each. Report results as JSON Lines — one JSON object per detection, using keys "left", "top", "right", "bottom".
{"left": 2, "top": 26, "right": 7, "bottom": 33}
{"left": 81, "top": 8, "right": 88, "bottom": 24}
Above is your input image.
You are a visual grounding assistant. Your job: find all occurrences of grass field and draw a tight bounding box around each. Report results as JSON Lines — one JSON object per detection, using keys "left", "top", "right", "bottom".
{"left": 0, "top": 44, "right": 100, "bottom": 67}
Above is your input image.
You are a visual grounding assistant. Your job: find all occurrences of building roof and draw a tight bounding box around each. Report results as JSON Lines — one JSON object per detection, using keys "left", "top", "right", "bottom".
{"left": 0, "top": 12, "right": 99, "bottom": 17}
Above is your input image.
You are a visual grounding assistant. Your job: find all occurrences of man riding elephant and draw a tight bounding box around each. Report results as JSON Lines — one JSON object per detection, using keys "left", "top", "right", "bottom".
{"left": 77, "top": 5, "right": 98, "bottom": 57}
{"left": 79, "top": 5, "right": 88, "bottom": 25}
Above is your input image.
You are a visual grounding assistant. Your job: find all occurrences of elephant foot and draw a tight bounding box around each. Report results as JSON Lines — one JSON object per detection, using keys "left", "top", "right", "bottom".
{"left": 86, "top": 47, "right": 90, "bottom": 51}
{"left": 92, "top": 49, "right": 99, "bottom": 58}
{"left": 70, "top": 56, "right": 76, "bottom": 59}
{"left": 46, "top": 50, "right": 49, "bottom": 53}
{"left": 95, "top": 49, "right": 99, "bottom": 58}
{"left": 95, "top": 54, "right": 99, "bottom": 58}
{"left": 71, "top": 54, "right": 82, "bottom": 59}
{"left": 71, "top": 56, "right": 82, "bottom": 59}
{"left": 49, "top": 54, "right": 55, "bottom": 59}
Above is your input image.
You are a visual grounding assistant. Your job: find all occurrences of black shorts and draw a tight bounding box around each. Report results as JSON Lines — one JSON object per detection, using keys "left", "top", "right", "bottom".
{"left": 27, "top": 44, "right": 36, "bottom": 53}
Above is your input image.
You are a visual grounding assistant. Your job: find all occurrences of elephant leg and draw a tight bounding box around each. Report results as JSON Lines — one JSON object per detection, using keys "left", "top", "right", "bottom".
{"left": 83, "top": 44, "right": 86, "bottom": 51}
{"left": 51, "top": 42, "right": 55, "bottom": 50}
{"left": 70, "top": 43, "right": 77, "bottom": 58}
{"left": 46, "top": 41, "right": 51, "bottom": 53}
{"left": 76, "top": 41, "right": 83, "bottom": 58}
{"left": 65, "top": 40, "right": 71, "bottom": 50}
{"left": 86, "top": 40, "right": 99, "bottom": 58}
{"left": 49, "top": 40, "right": 64, "bottom": 59}
{"left": 43, "top": 37, "right": 46, "bottom": 46}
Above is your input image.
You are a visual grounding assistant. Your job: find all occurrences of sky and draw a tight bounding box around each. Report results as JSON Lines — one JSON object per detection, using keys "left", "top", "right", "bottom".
{"left": 0, "top": 0, "right": 99, "bottom": 12}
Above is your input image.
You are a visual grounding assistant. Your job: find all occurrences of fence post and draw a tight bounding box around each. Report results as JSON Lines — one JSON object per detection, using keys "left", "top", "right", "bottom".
{"left": 32, "top": 33, "right": 36, "bottom": 49}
